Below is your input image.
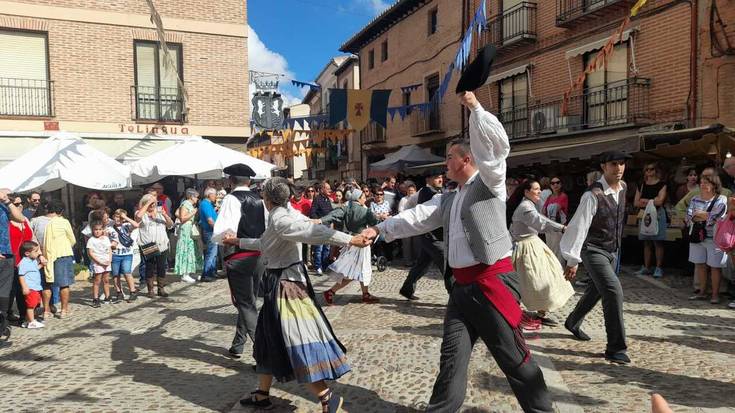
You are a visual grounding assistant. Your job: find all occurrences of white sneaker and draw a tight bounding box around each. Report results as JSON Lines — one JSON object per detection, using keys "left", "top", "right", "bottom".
{"left": 728, "top": 301, "right": 735, "bottom": 309}
{"left": 99, "top": 293, "right": 106, "bottom": 301}
{"left": 23, "top": 320, "right": 45, "bottom": 329}
{"left": 316, "top": 268, "right": 323, "bottom": 275}
{"left": 181, "top": 275, "right": 196, "bottom": 283}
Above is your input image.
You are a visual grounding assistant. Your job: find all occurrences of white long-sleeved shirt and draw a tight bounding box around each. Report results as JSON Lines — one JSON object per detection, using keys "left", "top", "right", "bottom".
{"left": 560, "top": 177, "right": 624, "bottom": 267}
{"left": 378, "top": 103, "right": 511, "bottom": 268}
{"left": 211, "top": 186, "right": 269, "bottom": 245}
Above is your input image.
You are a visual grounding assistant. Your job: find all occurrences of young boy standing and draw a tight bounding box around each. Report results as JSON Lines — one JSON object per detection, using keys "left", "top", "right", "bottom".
{"left": 18, "top": 241, "right": 45, "bottom": 329}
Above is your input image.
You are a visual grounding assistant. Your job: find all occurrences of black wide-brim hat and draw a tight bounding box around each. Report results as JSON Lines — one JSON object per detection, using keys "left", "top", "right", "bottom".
{"left": 223, "top": 163, "right": 256, "bottom": 178}
{"left": 455, "top": 45, "right": 497, "bottom": 93}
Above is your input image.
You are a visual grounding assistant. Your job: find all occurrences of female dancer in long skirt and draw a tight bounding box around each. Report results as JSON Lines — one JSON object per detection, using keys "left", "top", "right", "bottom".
{"left": 223, "top": 178, "right": 370, "bottom": 412}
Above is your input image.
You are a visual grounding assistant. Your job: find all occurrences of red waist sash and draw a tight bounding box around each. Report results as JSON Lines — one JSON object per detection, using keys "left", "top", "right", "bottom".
{"left": 225, "top": 251, "right": 261, "bottom": 262}
{"left": 451, "top": 257, "right": 521, "bottom": 328}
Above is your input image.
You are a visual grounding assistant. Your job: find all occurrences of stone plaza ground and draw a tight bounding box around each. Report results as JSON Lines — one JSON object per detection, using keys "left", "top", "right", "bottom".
{"left": 0, "top": 264, "right": 733, "bottom": 413}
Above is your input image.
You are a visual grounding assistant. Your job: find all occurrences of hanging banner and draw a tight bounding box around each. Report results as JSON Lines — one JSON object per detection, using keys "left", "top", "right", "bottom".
{"left": 347, "top": 89, "right": 373, "bottom": 132}
{"left": 370, "top": 89, "right": 392, "bottom": 128}
{"left": 329, "top": 89, "right": 348, "bottom": 126}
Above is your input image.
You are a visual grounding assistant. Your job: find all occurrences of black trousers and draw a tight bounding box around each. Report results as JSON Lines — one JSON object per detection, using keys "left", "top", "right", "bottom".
{"left": 8, "top": 270, "right": 27, "bottom": 317}
{"left": 427, "top": 278, "right": 553, "bottom": 412}
{"left": 565, "top": 246, "right": 627, "bottom": 354}
{"left": 401, "top": 236, "right": 444, "bottom": 296}
{"left": 0, "top": 258, "right": 15, "bottom": 317}
{"left": 144, "top": 252, "right": 168, "bottom": 281}
{"left": 226, "top": 255, "right": 264, "bottom": 354}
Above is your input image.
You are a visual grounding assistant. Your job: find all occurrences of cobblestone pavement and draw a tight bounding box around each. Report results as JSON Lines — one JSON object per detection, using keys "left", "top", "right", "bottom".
{"left": 0, "top": 264, "right": 733, "bottom": 412}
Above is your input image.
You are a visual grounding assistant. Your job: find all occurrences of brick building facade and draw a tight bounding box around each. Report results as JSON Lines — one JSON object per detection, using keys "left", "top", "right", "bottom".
{"left": 340, "top": 0, "right": 466, "bottom": 179}
{"left": 0, "top": 0, "right": 249, "bottom": 167}
{"left": 341, "top": 0, "right": 735, "bottom": 179}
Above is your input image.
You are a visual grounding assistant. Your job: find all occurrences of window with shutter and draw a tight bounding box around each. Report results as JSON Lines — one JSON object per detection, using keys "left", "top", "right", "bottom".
{"left": 499, "top": 73, "right": 528, "bottom": 139}
{"left": 0, "top": 30, "right": 51, "bottom": 116}
{"left": 134, "top": 40, "right": 183, "bottom": 122}
{"left": 584, "top": 43, "right": 628, "bottom": 127}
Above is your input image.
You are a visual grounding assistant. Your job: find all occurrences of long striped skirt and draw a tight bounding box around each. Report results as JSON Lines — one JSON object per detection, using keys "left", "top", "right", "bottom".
{"left": 254, "top": 264, "right": 351, "bottom": 384}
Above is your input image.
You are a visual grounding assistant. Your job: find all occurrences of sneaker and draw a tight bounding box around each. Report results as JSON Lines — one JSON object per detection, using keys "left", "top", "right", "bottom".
{"left": 128, "top": 290, "right": 138, "bottom": 302}
{"left": 23, "top": 320, "right": 45, "bottom": 329}
{"left": 689, "top": 294, "right": 707, "bottom": 301}
{"left": 634, "top": 266, "right": 653, "bottom": 276}
{"left": 228, "top": 347, "right": 242, "bottom": 359}
{"left": 99, "top": 293, "right": 106, "bottom": 301}
{"left": 114, "top": 292, "right": 125, "bottom": 303}
{"left": 728, "top": 301, "right": 735, "bottom": 309}
{"left": 574, "top": 279, "right": 589, "bottom": 287}
{"left": 91, "top": 299, "right": 101, "bottom": 308}
{"left": 604, "top": 351, "right": 631, "bottom": 364}
{"left": 652, "top": 267, "right": 664, "bottom": 278}
{"left": 181, "top": 274, "right": 197, "bottom": 283}
{"left": 316, "top": 268, "right": 323, "bottom": 276}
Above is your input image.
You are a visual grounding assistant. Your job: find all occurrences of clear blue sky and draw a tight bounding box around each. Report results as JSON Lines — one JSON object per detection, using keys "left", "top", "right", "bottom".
{"left": 248, "top": 0, "right": 391, "bottom": 103}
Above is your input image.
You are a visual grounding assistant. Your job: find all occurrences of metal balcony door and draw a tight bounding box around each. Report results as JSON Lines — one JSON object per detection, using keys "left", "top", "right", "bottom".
{"left": 585, "top": 43, "right": 628, "bottom": 127}
{"left": 0, "top": 30, "right": 50, "bottom": 116}
{"left": 502, "top": 0, "right": 526, "bottom": 44}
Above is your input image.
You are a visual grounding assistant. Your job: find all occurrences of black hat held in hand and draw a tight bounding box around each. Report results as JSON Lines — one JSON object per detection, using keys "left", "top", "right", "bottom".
{"left": 455, "top": 45, "right": 497, "bottom": 94}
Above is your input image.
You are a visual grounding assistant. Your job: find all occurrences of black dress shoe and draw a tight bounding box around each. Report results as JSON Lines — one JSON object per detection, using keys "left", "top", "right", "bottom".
{"left": 604, "top": 351, "right": 631, "bottom": 364}
{"left": 564, "top": 321, "right": 591, "bottom": 341}
{"left": 240, "top": 390, "right": 273, "bottom": 410}
{"left": 228, "top": 348, "right": 242, "bottom": 359}
{"left": 399, "top": 288, "right": 419, "bottom": 301}
{"left": 538, "top": 316, "right": 559, "bottom": 327}
{"left": 199, "top": 277, "right": 216, "bottom": 283}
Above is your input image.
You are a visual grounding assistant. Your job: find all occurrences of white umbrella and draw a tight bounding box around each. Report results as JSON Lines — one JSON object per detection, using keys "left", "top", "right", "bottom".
{"left": 129, "top": 136, "right": 276, "bottom": 183}
{"left": 0, "top": 131, "right": 131, "bottom": 192}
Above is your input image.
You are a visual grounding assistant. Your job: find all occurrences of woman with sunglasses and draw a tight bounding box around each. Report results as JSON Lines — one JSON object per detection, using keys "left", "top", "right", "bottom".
{"left": 634, "top": 163, "right": 668, "bottom": 278}
{"left": 542, "top": 176, "right": 569, "bottom": 266}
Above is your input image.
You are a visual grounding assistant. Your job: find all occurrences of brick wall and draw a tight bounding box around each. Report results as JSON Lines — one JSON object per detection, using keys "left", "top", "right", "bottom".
{"left": 14, "top": 0, "right": 247, "bottom": 25}
{"left": 699, "top": 0, "right": 735, "bottom": 127}
{"left": 356, "top": 0, "right": 464, "bottom": 150}
{"left": 473, "top": 0, "right": 691, "bottom": 125}
{"left": 0, "top": 5, "right": 248, "bottom": 132}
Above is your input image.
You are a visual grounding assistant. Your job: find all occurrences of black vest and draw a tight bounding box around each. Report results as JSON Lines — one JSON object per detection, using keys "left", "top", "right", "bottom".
{"left": 230, "top": 190, "right": 266, "bottom": 249}
{"left": 585, "top": 181, "right": 627, "bottom": 253}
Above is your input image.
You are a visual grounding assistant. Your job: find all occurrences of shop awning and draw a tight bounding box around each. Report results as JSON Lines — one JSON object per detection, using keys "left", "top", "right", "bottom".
{"left": 565, "top": 28, "right": 637, "bottom": 59}
{"left": 486, "top": 64, "right": 529, "bottom": 85}
{"left": 507, "top": 134, "right": 641, "bottom": 168}
{"left": 638, "top": 124, "right": 735, "bottom": 159}
{"left": 0, "top": 132, "right": 181, "bottom": 168}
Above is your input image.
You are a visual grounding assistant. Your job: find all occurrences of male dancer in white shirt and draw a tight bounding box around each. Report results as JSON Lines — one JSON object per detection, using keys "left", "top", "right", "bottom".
{"left": 362, "top": 91, "right": 552, "bottom": 412}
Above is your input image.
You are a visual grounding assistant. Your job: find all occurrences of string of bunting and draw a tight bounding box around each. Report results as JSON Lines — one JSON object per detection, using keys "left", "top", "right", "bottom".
{"left": 291, "top": 80, "right": 321, "bottom": 91}
{"left": 400, "top": 84, "right": 422, "bottom": 94}
{"left": 561, "top": 0, "right": 649, "bottom": 115}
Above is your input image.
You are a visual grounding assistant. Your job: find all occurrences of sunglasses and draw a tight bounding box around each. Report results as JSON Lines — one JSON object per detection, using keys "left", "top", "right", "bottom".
{"left": 306, "top": 189, "right": 314, "bottom": 192}
{"left": 376, "top": 193, "right": 384, "bottom": 196}
{"left": 551, "top": 181, "right": 561, "bottom": 185}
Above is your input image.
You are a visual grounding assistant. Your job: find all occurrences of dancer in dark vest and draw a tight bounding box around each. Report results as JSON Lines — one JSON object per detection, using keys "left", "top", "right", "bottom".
{"left": 362, "top": 46, "right": 552, "bottom": 411}
{"left": 212, "top": 164, "right": 266, "bottom": 359}
{"left": 560, "top": 151, "right": 631, "bottom": 364}
{"left": 399, "top": 173, "right": 445, "bottom": 300}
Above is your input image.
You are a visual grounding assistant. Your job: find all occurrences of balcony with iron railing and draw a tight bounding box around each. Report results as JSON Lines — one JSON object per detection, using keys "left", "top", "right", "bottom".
{"left": 131, "top": 85, "right": 185, "bottom": 122}
{"left": 410, "top": 104, "right": 443, "bottom": 136}
{"left": 361, "top": 122, "right": 387, "bottom": 145}
{"left": 556, "top": 0, "right": 636, "bottom": 28}
{"left": 498, "top": 77, "right": 651, "bottom": 141}
{"left": 0, "top": 78, "right": 54, "bottom": 117}
{"left": 482, "top": 2, "right": 537, "bottom": 53}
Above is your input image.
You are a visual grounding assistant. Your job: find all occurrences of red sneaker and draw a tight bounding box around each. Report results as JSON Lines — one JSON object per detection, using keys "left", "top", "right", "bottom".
{"left": 323, "top": 290, "right": 335, "bottom": 306}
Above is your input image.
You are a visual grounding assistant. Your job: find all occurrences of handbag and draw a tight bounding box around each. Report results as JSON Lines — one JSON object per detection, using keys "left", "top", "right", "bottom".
{"left": 689, "top": 198, "right": 717, "bottom": 244}
{"left": 714, "top": 215, "right": 735, "bottom": 251}
{"left": 140, "top": 242, "right": 160, "bottom": 258}
{"left": 639, "top": 200, "right": 659, "bottom": 237}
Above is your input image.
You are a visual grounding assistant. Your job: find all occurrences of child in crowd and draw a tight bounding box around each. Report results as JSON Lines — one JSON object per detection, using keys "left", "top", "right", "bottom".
{"left": 110, "top": 209, "right": 140, "bottom": 302}
{"left": 87, "top": 221, "right": 114, "bottom": 307}
{"left": 17, "top": 241, "right": 45, "bottom": 329}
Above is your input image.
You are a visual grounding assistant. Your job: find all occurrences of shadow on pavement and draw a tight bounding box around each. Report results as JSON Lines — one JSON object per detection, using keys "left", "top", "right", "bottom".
{"left": 538, "top": 347, "right": 735, "bottom": 410}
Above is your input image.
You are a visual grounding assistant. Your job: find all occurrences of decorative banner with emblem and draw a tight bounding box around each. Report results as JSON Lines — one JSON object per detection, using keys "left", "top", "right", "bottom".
{"left": 251, "top": 92, "right": 284, "bottom": 130}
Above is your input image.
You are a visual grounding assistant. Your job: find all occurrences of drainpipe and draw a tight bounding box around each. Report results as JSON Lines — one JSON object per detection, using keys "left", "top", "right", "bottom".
{"left": 689, "top": 0, "right": 698, "bottom": 127}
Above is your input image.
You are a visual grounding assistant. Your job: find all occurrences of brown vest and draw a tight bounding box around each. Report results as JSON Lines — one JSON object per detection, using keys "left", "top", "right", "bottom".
{"left": 585, "top": 181, "right": 627, "bottom": 253}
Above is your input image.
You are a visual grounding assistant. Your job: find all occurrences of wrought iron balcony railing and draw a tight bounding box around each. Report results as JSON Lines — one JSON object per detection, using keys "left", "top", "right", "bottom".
{"left": 131, "top": 85, "right": 185, "bottom": 122}
{"left": 361, "top": 122, "right": 387, "bottom": 145}
{"left": 0, "top": 78, "right": 54, "bottom": 117}
{"left": 410, "top": 104, "right": 443, "bottom": 136}
{"left": 483, "top": 2, "right": 537, "bottom": 50}
{"left": 498, "top": 77, "right": 651, "bottom": 140}
{"left": 556, "top": 0, "right": 636, "bottom": 27}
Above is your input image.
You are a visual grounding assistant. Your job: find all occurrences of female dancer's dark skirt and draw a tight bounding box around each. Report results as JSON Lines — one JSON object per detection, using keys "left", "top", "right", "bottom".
{"left": 254, "top": 263, "right": 351, "bottom": 383}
